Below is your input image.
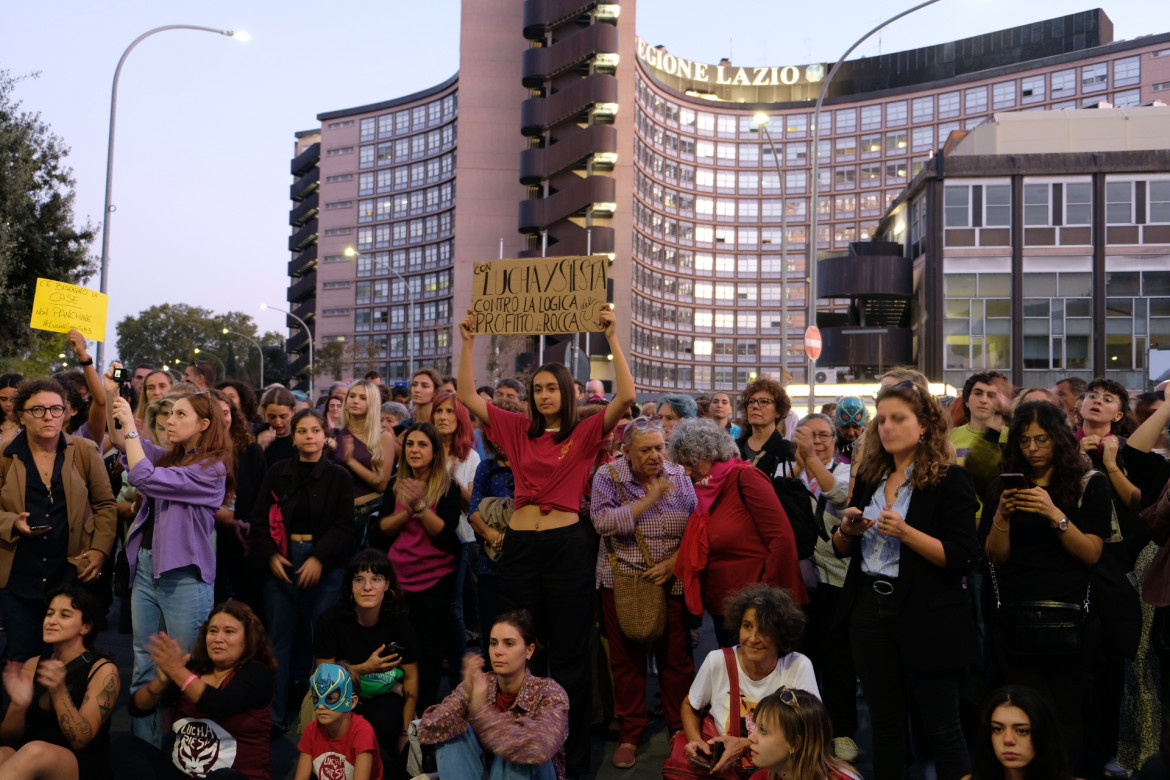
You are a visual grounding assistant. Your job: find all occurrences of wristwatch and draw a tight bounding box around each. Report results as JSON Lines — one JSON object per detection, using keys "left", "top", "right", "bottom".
{"left": 124, "top": 430, "right": 140, "bottom": 440}
{"left": 77, "top": 357, "right": 93, "bottom": 366}
{"left": 1054, "top": 516, "right": 1069, "bottom": 534}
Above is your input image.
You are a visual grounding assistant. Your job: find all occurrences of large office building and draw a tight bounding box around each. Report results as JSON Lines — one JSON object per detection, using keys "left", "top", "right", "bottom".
{"left": 284, "top": 2, "right": 1170, "bottom": 393}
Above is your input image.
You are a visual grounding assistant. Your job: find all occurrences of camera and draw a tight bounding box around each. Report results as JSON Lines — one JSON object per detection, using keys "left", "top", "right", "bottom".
{"left": 112, "top": 366, "right": 130, "bottom": 383}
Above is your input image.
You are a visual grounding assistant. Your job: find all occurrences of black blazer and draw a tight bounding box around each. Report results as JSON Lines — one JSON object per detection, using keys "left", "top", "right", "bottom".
{"left": 251, "top": 457, "right": 355, "bottom": 570}
{"left": 837, "top": 464, "right": 979, "bottom": 671}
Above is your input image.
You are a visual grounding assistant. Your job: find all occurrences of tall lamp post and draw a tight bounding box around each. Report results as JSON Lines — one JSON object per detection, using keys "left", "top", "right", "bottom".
{"left": 95, "top": 25, "right": 249, "bottom": 372}
{"left": 261, "top": 303, "right": 314, "bottom": 400}
{"left": 345, "top": 248, "right": 415, "bottom": 379}
{"left": 192, "top": 347, "right": 226, "bottom": 378}
{"left": 223, "top": 328, "right": 264, "bottom": 388}
{"left": 806, "top": 0, "right": 942, "bottom": 411}
{"left": 753, "top": 114, "right": 790, "bottom": 383}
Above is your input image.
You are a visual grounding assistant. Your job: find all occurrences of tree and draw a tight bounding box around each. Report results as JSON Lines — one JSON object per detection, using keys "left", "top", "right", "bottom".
{"left": 0, "top": 71, "right": 98, "bottom": 361}
{"left": 314, "top": 340, "right": 345, "bottom": 384}
{"left": 115, "top": 304, "right": 264, "bottom": 381}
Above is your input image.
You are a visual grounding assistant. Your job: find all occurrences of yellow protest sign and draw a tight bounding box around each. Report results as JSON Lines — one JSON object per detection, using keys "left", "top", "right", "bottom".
{"left": 470, "top": 256, "right": 608, "bottom": 335}
{"left": 28, "top": 278, "right": 109, "bottom": 342}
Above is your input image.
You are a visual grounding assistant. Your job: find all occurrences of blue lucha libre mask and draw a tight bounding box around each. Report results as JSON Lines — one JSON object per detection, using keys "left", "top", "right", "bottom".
{"left": 836, "top": 396, "right": 869, "bottom": 427}
{"left": 310, "top": 663, "right": 355, "bottom": 712}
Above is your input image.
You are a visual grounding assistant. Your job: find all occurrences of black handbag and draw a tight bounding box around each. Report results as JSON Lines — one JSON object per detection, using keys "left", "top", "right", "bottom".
{"left": 989, "top": 561, "right": 1089, "bottom": 656}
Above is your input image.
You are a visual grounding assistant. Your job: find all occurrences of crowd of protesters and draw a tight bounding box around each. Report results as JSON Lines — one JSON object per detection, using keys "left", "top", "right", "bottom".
{"left": 2, "top": 321, "right": 1170, "bottom": 780}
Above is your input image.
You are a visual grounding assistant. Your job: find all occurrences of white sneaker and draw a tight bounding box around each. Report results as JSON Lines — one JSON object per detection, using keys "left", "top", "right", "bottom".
{"left": 833, "top": 736, "right": 860, "bottom": 762}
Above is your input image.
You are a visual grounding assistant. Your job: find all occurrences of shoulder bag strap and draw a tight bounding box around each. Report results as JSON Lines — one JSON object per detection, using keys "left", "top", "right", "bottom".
{"left": 606, "top": 462, "right": 658, "bottom": 567}
{"left": 722, "top": 646, "right": 741, "bottom": 738}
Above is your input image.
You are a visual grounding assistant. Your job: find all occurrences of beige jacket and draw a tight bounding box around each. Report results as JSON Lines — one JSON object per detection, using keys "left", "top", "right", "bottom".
{"left": 0, "top": 434, "right": 118, "bottom": 587}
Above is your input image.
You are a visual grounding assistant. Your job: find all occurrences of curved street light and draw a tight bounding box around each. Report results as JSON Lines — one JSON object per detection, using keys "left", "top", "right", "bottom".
{"left": 192, "top": 347, "right": 226, "bottom": 378}
{"left": 262, "top": 303, "right": 314, "bottom": 400}
{"left": 807, "top": 0, "right": 942, "bottom": 410}
{"left": 752, "top": 113, "right": 791, "bottom": 382}
{"left": 95, "top": 24, "right": 249, "bottom": 372}
{"left": 223, "top": 328, "right": 264, "bottom": 388}
{"left": 345, "top": 247, "right": 415, "bottom": 379}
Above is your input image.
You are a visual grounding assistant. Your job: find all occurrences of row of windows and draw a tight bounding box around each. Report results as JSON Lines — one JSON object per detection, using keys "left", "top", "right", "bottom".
{"left": 631, "top": 233, "right": 806, "bottom": 277}
{"left": 631, "top": 291, "right": 806, "bottom": 336}
{"left": 354, "top": 270, "right": 452, "bottom": 304}
{"left": 352, "top": 242, "right": 454, "bottom": 279}
{"left": 353, "top": 299, "right": 454, "bottom": 333}
{"left": 630, "top": 325, "right": 805, "bottom": 362}
{"left": 354, "top": 212, "right": 453, "bottom": 249}
{"left": 356, "top": 152, "right": 456, "bottom": 196}
{"left": 358, "top": 123, "right": 456, "bottom": 169}
{"left": 357, "top": 94, "right": 457, "bottom": 142}
{"left": 346, "top": 356, "right": 453, "bottom": 384}
{"left": 634, "top": 55, "right": 1141, "bottom": 139}
{"left": 631, "top": 360, "right": 796, "bottom": 393}
{"left": 944, "top": 178, "right": 1170, "bottom": 228}
{"left": 632, "top": 199, "right": 876, "bottom": 250}
{"left": 356, "top": 183, "right": 455, "bottom": 222}
{"left": 630, "top": 262, "right": 808, "bottom": 304}
{"left": 350, "top": 332, "right": 453, "bottom": 362}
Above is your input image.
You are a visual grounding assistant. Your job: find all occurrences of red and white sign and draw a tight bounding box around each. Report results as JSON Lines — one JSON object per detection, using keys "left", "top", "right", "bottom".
{"left": 804, "top": 326, "right": 822, "bottom": 362}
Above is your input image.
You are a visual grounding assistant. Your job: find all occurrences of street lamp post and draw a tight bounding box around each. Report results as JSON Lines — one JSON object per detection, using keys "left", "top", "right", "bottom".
{"left": 753, "top": 114, "right": 789, "bottom": 383}
{"left": 95, "top": 24, "right": 249, "bottom": 372}
{"left": 192, "top": 347, "right": 226, "bottom": 378}
{"left": 807, "top": 0, "right": 942, "bottom": 411}
{"left": 345, "top": 248, "right": 415, "bottom": 379}
{"left": 262, "top": 303, "right": 314, "bottom": 400}
{"left": 223, "top": 328, "right": 264, "bottom": 388}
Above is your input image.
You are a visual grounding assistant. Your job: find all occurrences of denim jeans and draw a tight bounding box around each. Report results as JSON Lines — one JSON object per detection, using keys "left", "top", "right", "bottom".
{"left": 130, "top": 548, "right": 214, "bottom": 746}
{"left": 263, "top": 540, "right": 343, "bottom": 724}
{"left": 435, "top": 724, "right": 557, "bottom": 780}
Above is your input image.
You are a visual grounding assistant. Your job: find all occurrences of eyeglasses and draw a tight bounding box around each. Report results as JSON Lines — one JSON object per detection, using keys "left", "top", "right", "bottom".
{"left": 744, "top": 398, "right": 775, "bottom": 408}
{"left": 23, "top": 405, "right": 66, "bottom": 419}
{"left": 353, "top": 575, "right": 387, "bottom": 588}
{"left": 1085, "top": 391, "right": 1119, "bottom": 405}
{"left": 806, "top": 431, "right": 834, "bottom": 441}
{"left": 1018, "top": 434, "right": 1051, "bottom": 449}
{"left": 776, "top": 686, "right": 802, "bottom": 720}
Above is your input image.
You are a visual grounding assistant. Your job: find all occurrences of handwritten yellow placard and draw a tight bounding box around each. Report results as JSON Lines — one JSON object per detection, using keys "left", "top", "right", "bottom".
{"left": 470, "top": 256, "right": 608, "bottom": 335}
{"left": 29, "top": 278, "right": 109, "bottom": 342}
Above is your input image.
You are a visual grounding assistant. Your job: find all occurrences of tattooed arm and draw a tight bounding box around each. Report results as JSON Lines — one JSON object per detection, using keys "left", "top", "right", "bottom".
{"left": 46, "top": 660, "right": 120, "bottom": 750}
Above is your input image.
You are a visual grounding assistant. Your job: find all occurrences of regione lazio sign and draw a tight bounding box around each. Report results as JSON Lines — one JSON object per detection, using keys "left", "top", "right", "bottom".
{"left": 470, "top": 256, "right": 608, "bottom": 335}
{"left": 636, "top": 38, "right": 826, "bottom": 87}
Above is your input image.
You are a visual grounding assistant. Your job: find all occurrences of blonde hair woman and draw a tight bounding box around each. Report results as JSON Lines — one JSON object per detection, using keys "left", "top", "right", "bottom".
{"left": 334, "top": 379, "right": 395, "bottom": 540}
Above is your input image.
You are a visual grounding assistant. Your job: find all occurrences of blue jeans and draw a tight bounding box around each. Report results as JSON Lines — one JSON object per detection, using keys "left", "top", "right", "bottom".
{"left": 436, "top": 724, "right": 557, "bottom": 780}
{"left": 263, "top": 540, "right": 342, "bottom": 724}
{"left": 130, "top": 548, "right": 214, "bottom": 746}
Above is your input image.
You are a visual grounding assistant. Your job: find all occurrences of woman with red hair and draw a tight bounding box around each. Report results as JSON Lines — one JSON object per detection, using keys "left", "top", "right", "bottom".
{"left": 430, "top": 391, "right": 482, "bottom": 675}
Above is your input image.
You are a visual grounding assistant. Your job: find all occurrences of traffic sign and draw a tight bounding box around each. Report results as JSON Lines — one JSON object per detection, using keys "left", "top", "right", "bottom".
{"left": 804, "top": 326, "right": 822, "bottom": 361}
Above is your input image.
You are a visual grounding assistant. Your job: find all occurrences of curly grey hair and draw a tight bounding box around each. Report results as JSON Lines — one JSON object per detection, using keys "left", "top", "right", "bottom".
{"left": 380, "top": 401, "right": 410, "bottom": 421}
{"left": 722, "top": 583, "right": 806, "bottom": 655}
{"left": 667, "top": 417, "right": 739, "bottom": 464}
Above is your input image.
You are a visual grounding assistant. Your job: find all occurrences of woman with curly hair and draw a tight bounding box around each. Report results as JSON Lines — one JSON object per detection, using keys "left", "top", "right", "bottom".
{"left": 982, "top": 401, "right": 1108, "bottom": 771}
{"left": 747, "top": 687, "right": 861, "bottom": 780}
{"left": 120, "top": 601, "right": 277, "bottom": 779}
{"left": 215, "top": 380, "right": 261, "bottom": 427}
{"left": 680, "top": 584, "right": 818, "bottom": 777}
{"left": 833, "top": 379, "right": 978, "bottom": 780}
{"left": 963, "top": 685, "right": 1073, "bottom": 780}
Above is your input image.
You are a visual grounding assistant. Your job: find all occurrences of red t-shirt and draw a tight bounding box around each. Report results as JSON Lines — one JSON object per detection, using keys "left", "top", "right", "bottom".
{"left": 298, "top": 714, "right": 384, "bottom": 780}
{"left": 483, "top": 404, "right": 608, "bottom": 514}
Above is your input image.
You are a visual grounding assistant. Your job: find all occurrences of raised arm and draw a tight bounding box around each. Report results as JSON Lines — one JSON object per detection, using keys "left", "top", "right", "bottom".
{"left": 68, "top": 330, "right": 106, "bottom": 442}
{"left": 1127, "top": 398, "right": 1170, "bottom": 453}
{"left": 457, "top": 309, "right": 490, "bottom": 423}
{"left": 600, "top": 305, "right": 635, "bottom": 433}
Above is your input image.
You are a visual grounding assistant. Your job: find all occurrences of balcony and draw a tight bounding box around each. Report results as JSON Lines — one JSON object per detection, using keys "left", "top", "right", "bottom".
{"left": 288, "top": 222, "right": 318, "bottom": 253}
{"left": 292, "top": 299, "right": 316, "bottom": 325}
{"left": 288, "top": 328, "right": 310, "bottom": 354}
{"left": 287, "top": 244, "right": 317, "bottom": 277}
{"left": 820, "top": 326, "right": 913, "bottom": 369}
{"left": 290, "top": 168, "right": 319, "bottom": 202}
{"left": 517, "top": 223, "right": 614, "bottom": 257}
{"left": 518, "top": 175, "right": 616, "bottom": 234}
{"left": 287, "top": 353, "right": 310, "bottom": 378}
{"left": 520, "top": 125, "right": 617, "bottom": 184}
{"left": 289, "top": 191, "right": 319, "bottom": 227}
{"left": 521, "top": 24, "right": 619, "bottom": 88}
{"left": 521, "top": 74, "right": 618, "bottom": 136}
{"left": 290, "top": 142, "right": 320, "bottom": 177}
{"left": 287, "top": 270, "right": 317, "bottom": 304}
{"left": 817, "top": 242, "right": 912, "bottom": 299}
{"left": 522, "top": 0, "right": 601, "bottom": 40}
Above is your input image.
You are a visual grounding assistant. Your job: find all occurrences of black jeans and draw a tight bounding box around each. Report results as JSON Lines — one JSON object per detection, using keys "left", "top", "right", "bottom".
{"left": 849, "top": 580, "right": 970, "bottom": 780}
{"left": 805, "top": 584, "right": 858, "bottom": 739}
{"left": 500, "top": 522, "right": 594, "bottom": 778}
{"left": 112, "top": 735, "right": 248, "bottom": 780}
{"left": 405, "top": 570, "right": 457, "bottom": 711}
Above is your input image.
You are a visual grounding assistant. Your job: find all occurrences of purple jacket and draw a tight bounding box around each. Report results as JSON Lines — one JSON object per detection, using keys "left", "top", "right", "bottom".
{"left": 124, "top": 439, "right": 226, "bottom": 584}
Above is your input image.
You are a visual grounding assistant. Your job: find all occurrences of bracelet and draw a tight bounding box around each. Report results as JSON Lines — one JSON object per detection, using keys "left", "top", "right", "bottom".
{"left": 77, "top": 357, "right": 93, "bottom": 366}
{"left": 837, "top": 527, "right": 862, "bottom": 540}
{"left": 180, "top": 673, "right": 199, "bottom": 693}
{"left": 1107, "top": 469, "right": 1121, "bottom": 474}
{"left": 992, "top": 520, "right": 1011, "bottom": 533}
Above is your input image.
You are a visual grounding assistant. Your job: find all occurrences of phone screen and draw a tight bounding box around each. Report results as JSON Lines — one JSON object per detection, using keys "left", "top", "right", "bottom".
{"left": 1001, "top": 473, "right": 1028, "bottom": 490}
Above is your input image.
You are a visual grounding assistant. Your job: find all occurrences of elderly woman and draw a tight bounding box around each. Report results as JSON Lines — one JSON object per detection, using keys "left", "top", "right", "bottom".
{"left": 590, "top": 417, "right": 697, "bottom": 770}
{"left": 679, "top": 584, "right": 818, "bottom": 777}
{"left": 658, "top": 394, "right": 698, "bottom": 441}
{"left": 671, "top": 418, "right": 806, "bottom": 648}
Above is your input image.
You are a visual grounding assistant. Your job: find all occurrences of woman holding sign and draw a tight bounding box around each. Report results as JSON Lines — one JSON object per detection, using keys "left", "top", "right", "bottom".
{"left": 457, "top": 302, "right": 634, "bottom": 779}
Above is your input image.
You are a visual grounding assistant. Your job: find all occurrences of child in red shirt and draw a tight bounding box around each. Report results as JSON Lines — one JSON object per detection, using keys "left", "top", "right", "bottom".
{"left": 295, "top": 664, "right": 384, "bottom": 780}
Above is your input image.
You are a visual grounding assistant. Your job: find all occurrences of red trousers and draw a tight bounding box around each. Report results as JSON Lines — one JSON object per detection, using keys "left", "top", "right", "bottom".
{"left": 599, "top": 588, "right": 695, "bottom": 745}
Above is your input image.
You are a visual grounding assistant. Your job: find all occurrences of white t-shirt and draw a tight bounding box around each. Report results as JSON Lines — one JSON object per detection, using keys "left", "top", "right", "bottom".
{"left": 688, "top": 647, "right": 820, "bottom": 736}
{"left": 450, "top": 452, "right": 481, "bottom": 543}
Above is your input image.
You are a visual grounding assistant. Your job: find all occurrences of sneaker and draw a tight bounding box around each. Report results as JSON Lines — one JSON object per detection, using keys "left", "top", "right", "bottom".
{"left": 833, "top": 736, "right": 860, "bottom": 762}
{"left": 613, "top": 743, "right": 637, "bottom": 769}
{"left": 1104, "top": 758, "right": 1132, "bottom": 779}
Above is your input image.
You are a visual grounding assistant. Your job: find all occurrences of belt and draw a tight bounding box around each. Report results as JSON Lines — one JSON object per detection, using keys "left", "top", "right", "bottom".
{"left": 860, "top": 573, "right": 897, "bottom": 596}
{"left": 289, "top": 534, "right": 313, "bottom": 542}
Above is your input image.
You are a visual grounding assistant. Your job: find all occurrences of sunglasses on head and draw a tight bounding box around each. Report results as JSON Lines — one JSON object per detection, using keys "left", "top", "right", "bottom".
{"left": 776, "top": 686, "right": 802, "bottom": 719}
{"left": 628, "top": 416, "right": 664, "bottom": 432}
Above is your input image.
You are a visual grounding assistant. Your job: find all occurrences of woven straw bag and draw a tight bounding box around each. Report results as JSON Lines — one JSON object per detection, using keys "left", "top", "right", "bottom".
{"left": 605, "top": 464, "right": 668, "bottom": 643}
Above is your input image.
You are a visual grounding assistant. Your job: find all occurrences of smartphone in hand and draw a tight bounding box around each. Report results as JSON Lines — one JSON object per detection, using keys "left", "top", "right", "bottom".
{"left": 1001, "top": 473, "right": 1028, "bottom": 491}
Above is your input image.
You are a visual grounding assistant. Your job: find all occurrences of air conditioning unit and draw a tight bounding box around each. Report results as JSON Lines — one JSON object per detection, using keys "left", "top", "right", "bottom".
{"left": 813, "top": 367, "right": 840, "bottom": 384}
